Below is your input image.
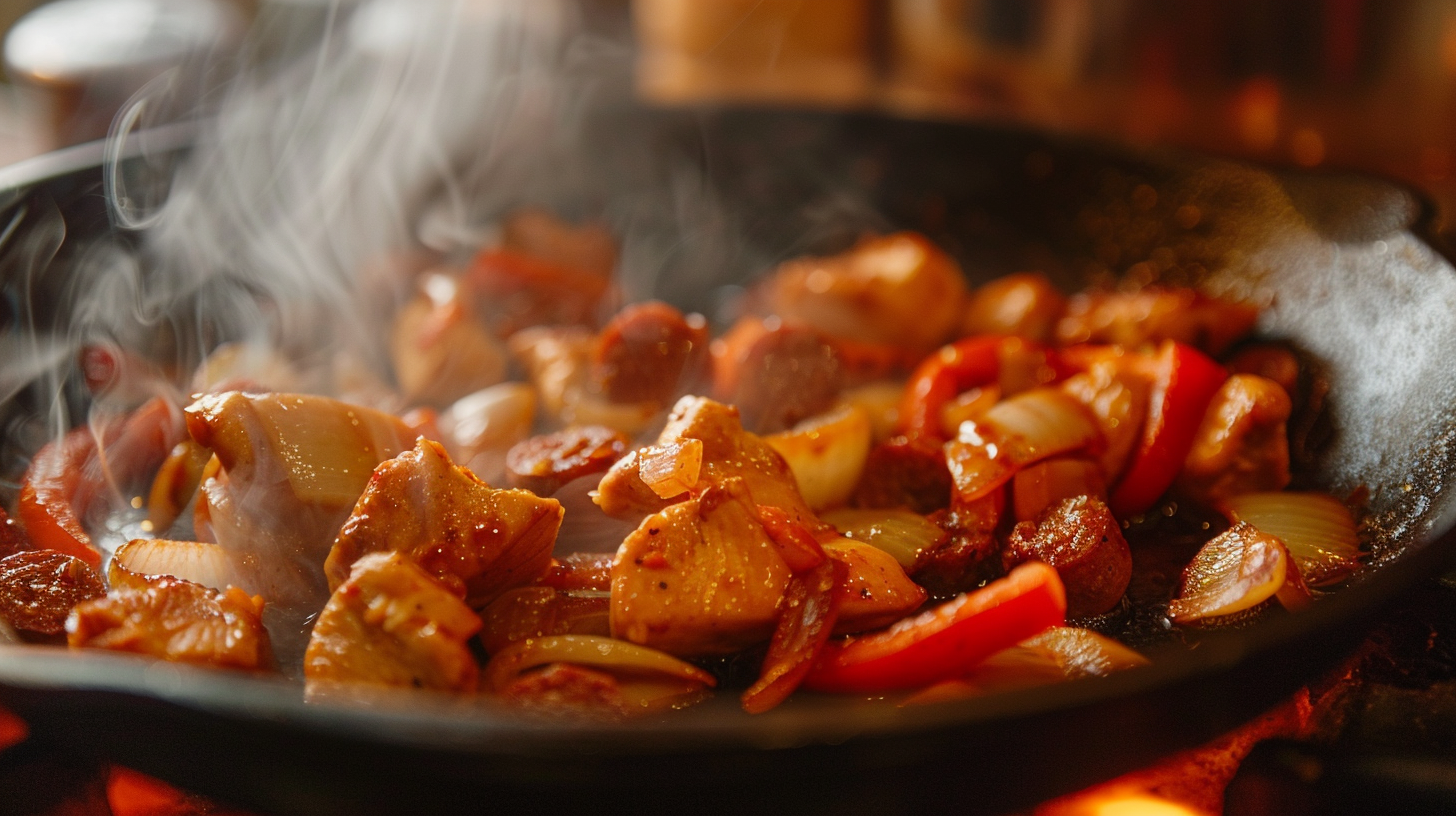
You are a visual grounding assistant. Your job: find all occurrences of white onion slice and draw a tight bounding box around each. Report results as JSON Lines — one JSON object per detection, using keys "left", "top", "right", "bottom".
{"left": 1220, "top": 491, "right": 1360, "bottom": 586}
{"left": 821, "top": 507, "right": 945, "bottom": 570}
{"left": 902, "top": 627, "right": 1147, "bottom": 704}
{"left": 482, "top": 634, "right": 716, "bottom": 694}
{"left": 112, "top": 538, "right": 238, "bottom": 592}
{"left": 639, "top": 439, "right": 704, "bottom": 499}
{"left": 1168, "top": 522, "right": 1297, "bottom": 624}
{"left": 979, "top": 387, "right": 1103, "bottom": 464}
{"left": 764, "top": 404, "right": 872, "bottom": 511}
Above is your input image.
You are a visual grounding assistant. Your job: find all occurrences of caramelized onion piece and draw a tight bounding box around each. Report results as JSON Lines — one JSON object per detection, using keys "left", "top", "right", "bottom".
{"left": 764, "top": 404, "right": 872, "bottom": 511}
{"left": 639, "top": 439, "right": 704, "bottom": 500}
{"left": 1177, "top": 374, "right": 1293, "bottom": 505}
{"left": 112, "top": 539, "right": 236, "bottom": 592}
{"left": 903, "top": 627, "right": 1148, "bottom": 704}
{"left": 146, "top": 440, "right": 214, "bottom": 534}
{"left": 478, "top": 586, "right": 610, "bottom": 655}
{"left": 445, "top": 383, "right": 538, "bottom": 483}
{"left": 946, "top": 388, "right": 1103, "bottom": 504}
{"left": 390, "top": 274, "right": 507, "bottom": 407}
{"left": 1169, "top": 521, "right": 1301, "bottom": 624}
{"left": 823, "top": 537, "right": 928, "bottom": 634}
{"left": 1220, "top": 491, "right": 1360, "bottom": 586}
{"left": 1059, "top": 359, "right": 1149, "bottom": 484}
{"left": 821, "top": 507, "right": 947, "bottom": 570}
{"left": 837, "top": 381, "right": 906, "bottom": 444}
{"left": 742, "top": 558, "right": 845, "bottom": 714}
{"left": 482, "top": 634, "right": 715, "bottom": 698}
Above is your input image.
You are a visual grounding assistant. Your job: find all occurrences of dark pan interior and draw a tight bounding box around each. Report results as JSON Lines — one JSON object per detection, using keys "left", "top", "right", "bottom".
{"left": 2, "top": 107, "right": 1456, "bottom": 815}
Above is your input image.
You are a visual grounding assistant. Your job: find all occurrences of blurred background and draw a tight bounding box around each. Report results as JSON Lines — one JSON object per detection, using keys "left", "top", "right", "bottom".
{"left": 4, "top": 0, "right": 1456, "bottom": 223}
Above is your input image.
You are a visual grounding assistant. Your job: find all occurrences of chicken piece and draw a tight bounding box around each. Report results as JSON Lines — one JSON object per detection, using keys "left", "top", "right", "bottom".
{"left": 184, "top": 392, "right": 416, "bottom": 613}
{"left": 592, "top": 301, "right": 710, "bottom": 407}
{"left": 764, "top": 232, "right": 968, "bottom": 354}
{"left": 1059, "top": 360, "right": 1149, "bottom": 483}
{"left": 67, "top": 573, "right": 271, "bottom": 671}
{"left": 505, "top": 426, "right": 629, "bottom": 496}
{"left": 610, "top": 478, "right": 793, "bottom": 656}
{"left": 325, "top": 439, "right": 562, "bottom": 609}
{"left": 1055, "top": 288, "right": 1260, "bottom": 356}
{"left": 390, "top": 274, "right": 508, "bottom": 407}
{"left": 821, "top": 538, "right": 927, "bottom": 634}
{"left": 711, "top": 317, "right": 845, "bottom": 433}
{"left": 0, "top": 551, "right": 105, "bottom": 637}
{"left": 594, "top": 396, "right": 818, "bottom": 529}
{"left": 961, "top": 272, "right": 1067, "bottom": 343}
{"left": 1003, "top": 495, "right": 1131, "bottom": 618}
{"left": 304, "top": 552, "right": 480, "bottom": 692}
{"left": 1177, "top": 374, "right": 1293, "bottom": 505}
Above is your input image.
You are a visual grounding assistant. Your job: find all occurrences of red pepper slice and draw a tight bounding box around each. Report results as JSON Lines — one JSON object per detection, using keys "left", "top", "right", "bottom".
{"left": 802, "top": 561, "right": 1066, "bottom": 693}
{"left": 16, "top": 398, "right": 181, "bottom": 568}
{"left": 1108, "top": 340, "right": 1227, "bottom": 518}
{"left": 898, "top": 336, "right": 1008, "bottom": 442}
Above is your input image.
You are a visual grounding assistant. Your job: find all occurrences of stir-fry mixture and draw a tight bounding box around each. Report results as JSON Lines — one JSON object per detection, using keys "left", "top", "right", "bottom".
{"left": 0, "top": 212, "right": 1363, "bottom": 718}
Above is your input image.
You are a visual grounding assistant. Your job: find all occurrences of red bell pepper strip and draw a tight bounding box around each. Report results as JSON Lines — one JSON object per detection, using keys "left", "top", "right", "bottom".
{"left": 898, "top": 336, "right": 1009, "bottom": 442}
{"left": 16, "top": 397, "right": 182, "bottom": 568}
{"left": 1108, "top": 340, "right": 1227, "bottom": 518}
{"left": 802, "top": 561, "right": 1066, "bottom": 693}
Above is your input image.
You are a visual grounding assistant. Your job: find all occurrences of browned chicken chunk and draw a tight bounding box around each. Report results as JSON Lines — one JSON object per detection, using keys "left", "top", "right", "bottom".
{"left": 1004, "top": 495, "right": 1131, "bottom": 618}
{"left": 611, "top": 478, "right": 793, "bottom": 657}
{"left": 595, "top": 396, "right": 819, "bottom": 528}
{"left": 305, "top": 552, "right": 480, "bottom": 693}
{"left": 961, "top": 272, "right": 1067, "bottom": 343}
{"left": 325, "top": 438, "right": 563, "bottom": 608}
{"left": 763, "top": 232, "right": 968, "bottom": 354}
{"left": 67, "top": 573, "right": 271, "bottom": 671}
{"left": 1055, "top": 288, "right": 1259, "bottom": 356}
{"left": 1177, "top": 374, "right": 1293, "bottom": 505}
{"left": 0, "top": 551, "right": 105, "bottom": 637}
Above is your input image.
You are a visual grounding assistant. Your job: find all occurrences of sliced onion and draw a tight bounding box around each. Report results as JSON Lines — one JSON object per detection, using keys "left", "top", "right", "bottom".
{"left": 1011, "top": 458, "right": 1107, "bottom": 522}
{"left": 1168, "top": 522, "right": 1297, "bottom": 624}
{"left": 478, "top": 587, "right": 610, "bottom": 655}
{"left": 639, "top": 439, "right": 704, "bottom": 499}
{"left": 146, "top": 440, "right": 213, "bottom": 534}
{"left": 902, "top": 627, "right": 1147, "bottom": 704}
{"left": 821, "top": 507, "right": 947, "bottom": 570}
{"left": 836, "top": 381, "right": 906, "bottom": 444}
{"left": 112, "top": 538, "right": 238, "bottom": 591}
{"left": 1220, "top": 491, "right": 1360, "bottom": 586}
{"left": 482, "top": 634, "right": 717, "bottom": 694}
{"left": 945, "top": 388, "right": 1103, "bottom": 503}
{"left": 979, "top": 387, "right": 1103, "bottom": 463}
{"left": 939, "top": 385, "right": 1000, "bottom": 439}
{"left": 764, "top": 404, "right": 872, "bottom": 511}
{"left": 446, "top": 382, "right": 538, "bottom": 483}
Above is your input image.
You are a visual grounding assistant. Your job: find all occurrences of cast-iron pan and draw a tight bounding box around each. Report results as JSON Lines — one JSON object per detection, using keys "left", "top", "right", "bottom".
{"left": 1, "top": 107, "right": 1455, "bottom": 815}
